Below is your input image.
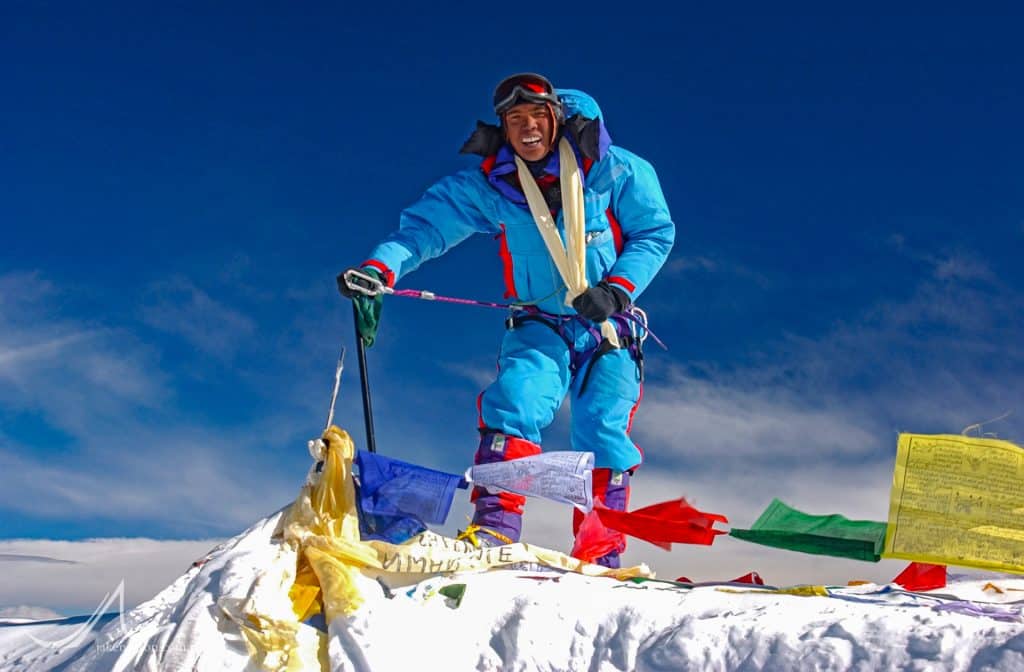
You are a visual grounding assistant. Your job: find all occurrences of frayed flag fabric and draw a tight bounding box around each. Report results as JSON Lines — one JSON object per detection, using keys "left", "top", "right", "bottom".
{"left": 572, "top": 498, "right": 728, "bottom": 561}
{"left": 570, "top": 504, "right": 623, "bottom": 563}
{"left": 597, "top": 498, "right": 728, "bottom": 547}
{"left": 354, "top": 450, "right": 466, "bottom": 543}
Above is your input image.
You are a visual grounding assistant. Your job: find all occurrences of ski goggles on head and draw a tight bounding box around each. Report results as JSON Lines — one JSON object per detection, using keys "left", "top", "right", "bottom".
{"left": 492, "top": 73, "right": 562, "bottom": 116}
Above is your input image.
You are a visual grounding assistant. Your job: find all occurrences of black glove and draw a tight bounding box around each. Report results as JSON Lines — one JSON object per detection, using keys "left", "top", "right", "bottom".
{"left": 572, "top": 281, "right": 630, "bottom": 322}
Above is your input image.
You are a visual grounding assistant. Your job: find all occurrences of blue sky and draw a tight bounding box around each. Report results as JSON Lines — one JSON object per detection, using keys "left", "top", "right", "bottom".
{"left": 2, "top": 2, "right": 1023, "bottom": 589}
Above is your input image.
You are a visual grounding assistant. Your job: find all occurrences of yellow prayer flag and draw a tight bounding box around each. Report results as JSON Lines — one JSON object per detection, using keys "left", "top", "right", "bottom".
{"left": 236, "top": 425, "right": 653, "bottom": 671}
{"left": 883, "top": 433, "right": 1024, "bottom": 573}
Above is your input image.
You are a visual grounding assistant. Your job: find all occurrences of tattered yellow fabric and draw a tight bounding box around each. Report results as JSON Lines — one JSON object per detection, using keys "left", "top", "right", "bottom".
{"left": 883, "top": 433, "right": 1024, "bottom": 574}
{"left": 717, "top": 585, "right": 829, "bottom": 597}
{"left": 235, "top": 425, "right": 652, "bottom": 671}
{"left": 219, "top": 558, "right": 329, "bottom": 672}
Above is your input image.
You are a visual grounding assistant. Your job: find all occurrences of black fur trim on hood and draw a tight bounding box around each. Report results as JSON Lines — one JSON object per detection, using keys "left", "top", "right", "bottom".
{"left": 563, "top": 114, "right": 603, "bottom": 161}
{"left": 459, "top": 115, "right": 604, "bottom": 161}
{"left": 459, "top": 121, "right": 505, "bottom": 157}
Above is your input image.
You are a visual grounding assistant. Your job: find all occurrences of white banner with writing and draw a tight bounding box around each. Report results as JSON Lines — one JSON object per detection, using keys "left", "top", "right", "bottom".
{"left": 466, "top": 451, "right": 594, "bottom": 511}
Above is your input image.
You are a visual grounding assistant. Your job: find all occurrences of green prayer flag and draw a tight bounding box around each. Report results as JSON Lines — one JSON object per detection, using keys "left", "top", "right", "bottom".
{"left": 439, "top": 583, "right": 466, "bottom": 608}
{"left": 729, "top": 498, "right": 888, "bottom": 562}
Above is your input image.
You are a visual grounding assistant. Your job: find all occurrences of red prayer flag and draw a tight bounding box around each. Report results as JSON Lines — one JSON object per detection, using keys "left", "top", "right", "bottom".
{"left": 572, "top": 498, "right": 728, "bottom": 563}
{"left": 674, "top": 572, "right": 764, "bottom": 585}
{"left": 893, "top": 562, "right": 947, "bottom": 592}
{"left": 593, "top": 497, "right": 729, "bottom": 553}
{"left": 731, "top": 571, "right": 765, "bottom": 585}
{"left": 570, "top": 507, "right": 623, "bottom": 563}
{"left": 596, "top": 497, "right": 728, "bottom": 548}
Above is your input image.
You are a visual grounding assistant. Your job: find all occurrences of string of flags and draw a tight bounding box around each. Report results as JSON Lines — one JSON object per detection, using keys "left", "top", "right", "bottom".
{"left": 255, "top": 424, "right": 1024, "bottom": 666}
{"left": 350, "top": 433, "right": 1024, "bottom": 577}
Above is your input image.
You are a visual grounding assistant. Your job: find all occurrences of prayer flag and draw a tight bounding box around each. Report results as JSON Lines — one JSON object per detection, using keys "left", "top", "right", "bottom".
{"left": 572, "top": 498, "right": 728, "bottom": 562}
{"left": 597, "top": 498, "right": 728, "bottom": 547}
{"left": 467, "top": 451, "right": 594, "bottom": 510}
{"left": 570, "top": 504, "right": 623, "bottom": 563}
{"left": 354, "top": 450, "right": 465, "bottom": 543}
{"left": 729, "top": 498, "right": 887, "bottom": 562}
{"left": 884, "top": 433, "right": 1024, "bottom": 573}
{"left": 892, "top": 562, "right": 947, "bottom": 592}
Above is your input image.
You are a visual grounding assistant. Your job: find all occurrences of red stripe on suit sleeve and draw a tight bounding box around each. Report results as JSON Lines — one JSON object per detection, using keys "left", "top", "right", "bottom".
{"left": 360, "top": 259, "right": 396, "bottom": 288}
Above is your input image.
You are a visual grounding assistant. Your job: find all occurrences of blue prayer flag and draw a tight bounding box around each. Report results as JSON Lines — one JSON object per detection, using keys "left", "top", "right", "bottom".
{"left": 354, "top": 450, "right": 466, "bottom": 543}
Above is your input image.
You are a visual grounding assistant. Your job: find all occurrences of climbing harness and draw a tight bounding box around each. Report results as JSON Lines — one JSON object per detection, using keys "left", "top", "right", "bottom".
{"left": 505, "top": 305, "right": 655, "bottom": 396}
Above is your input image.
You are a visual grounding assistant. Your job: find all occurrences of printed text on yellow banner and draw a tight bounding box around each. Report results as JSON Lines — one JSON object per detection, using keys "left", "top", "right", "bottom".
{"left": 884, "top": 433, "right": 1024, "bottom": 573}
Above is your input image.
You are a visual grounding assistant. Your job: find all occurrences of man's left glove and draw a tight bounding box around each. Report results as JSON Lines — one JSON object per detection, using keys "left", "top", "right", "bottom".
{"left": 572, "top": 281, "right": 630, "bottom": 322}
{"left": 336, "top": 267, "right": 384, "bottom": 347}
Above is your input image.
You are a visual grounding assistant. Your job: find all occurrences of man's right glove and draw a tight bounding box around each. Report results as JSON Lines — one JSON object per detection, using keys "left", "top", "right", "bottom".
{"left": 336, "top": 267, "right": 384, "bottom": 347}
{"left": 572, "top": 281, "right": 630, "bottom": 323}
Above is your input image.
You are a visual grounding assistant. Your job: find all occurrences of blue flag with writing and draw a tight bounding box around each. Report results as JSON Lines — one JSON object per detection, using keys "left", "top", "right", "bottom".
{"left": 354, "top": 450, "right": 467, "bottom": 543}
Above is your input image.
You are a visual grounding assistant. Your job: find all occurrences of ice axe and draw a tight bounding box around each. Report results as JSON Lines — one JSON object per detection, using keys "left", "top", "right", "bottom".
{"left": 352, "top": 302, "right": 378, "bottom": 453}
{"left": 342, "top": 268, "right": 383, "bottom": 454}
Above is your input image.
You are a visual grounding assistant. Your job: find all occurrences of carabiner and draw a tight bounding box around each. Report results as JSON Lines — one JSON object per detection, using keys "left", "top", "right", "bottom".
{"left": 343, "top": 268, "right": 392, "bottom": 298}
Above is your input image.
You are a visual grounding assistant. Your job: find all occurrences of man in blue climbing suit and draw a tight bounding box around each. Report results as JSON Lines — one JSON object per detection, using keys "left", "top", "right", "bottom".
{"left": 338, "top": 73, "right": 674, "bottom": 567}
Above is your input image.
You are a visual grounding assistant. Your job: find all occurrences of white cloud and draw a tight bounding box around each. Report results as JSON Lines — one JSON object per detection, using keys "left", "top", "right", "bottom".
{"left": 931, "top": 254, "right": 994, "bottom": 282}
{"left": 0, "top": 605, "right": 63, "bottom": 620}
{"left": 0, "top": 539, "right": 221, "bottom": 614}
{"left": 0, "top": 271, "right": 55, "bottom": 312}
{"left": 0, "top": 270, "right": 305, "bottom": 533}
{"left": 662, "top": 253, "right": 770, "bottom": 287}
{"left": 0, "top": 426, "right": 299, "bottom": 536}
{"left": 140, "top": 276, "right": 255, "bottom": 359}
{"left": 665, "top": 255, "right": 719, "bottom": 274}
{"left": 883, "top": 241, "right": 998, "bottom": 285}
{"left": 636, "top": 369, "right": 879, "bottom": 463}
{"left": 0, "top": 275, "right": 168, "bottom": 432}
{"left": 440, "top": 361, "right": 496, "bottom": 389}
{"left": 0, "top": 332, "right": 95, "bottom": 371}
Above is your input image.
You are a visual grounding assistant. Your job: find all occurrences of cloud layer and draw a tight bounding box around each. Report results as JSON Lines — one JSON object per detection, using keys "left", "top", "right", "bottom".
{"left": 0, "top": 538, "right": 222, "bottom": 614}
{"left": 0, "top": 271, "right": 308, "bottom": 537}
{"left": 2, "top": 238, "right": 1022, "bottom": 605}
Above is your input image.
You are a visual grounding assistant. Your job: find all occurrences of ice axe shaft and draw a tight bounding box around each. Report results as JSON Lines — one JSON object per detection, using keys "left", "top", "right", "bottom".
{"left": 353, "top": 302, "right": 378, "bottom": 453}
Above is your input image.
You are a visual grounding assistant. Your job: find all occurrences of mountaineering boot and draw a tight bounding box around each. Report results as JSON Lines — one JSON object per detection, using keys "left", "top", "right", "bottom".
{"left": 458, "top": 431, "right": 542, "bottom": 548}
{"left": 573, "top": 468, "right": 631, "bottom": 568}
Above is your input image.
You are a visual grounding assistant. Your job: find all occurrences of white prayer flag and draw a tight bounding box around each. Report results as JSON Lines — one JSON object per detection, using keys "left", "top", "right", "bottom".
{"left": 466, "top": 451, "right": 594, "bottom": 511}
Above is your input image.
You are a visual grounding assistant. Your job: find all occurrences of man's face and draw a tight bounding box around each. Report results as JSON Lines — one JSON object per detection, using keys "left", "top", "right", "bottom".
{"left": 504, "top": 103, "right": 555, "bottom": 161}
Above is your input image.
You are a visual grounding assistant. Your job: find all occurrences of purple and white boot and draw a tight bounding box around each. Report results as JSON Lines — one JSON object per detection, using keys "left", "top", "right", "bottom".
{"left": 573, "top": 468, "right": 631, "bottom": 568}
{"left": 459, "top": 431, "right": 542, "bottom": 548}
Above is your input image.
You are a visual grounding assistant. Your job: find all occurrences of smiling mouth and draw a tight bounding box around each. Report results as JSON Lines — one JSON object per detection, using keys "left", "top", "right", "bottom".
{"left": 521, "top": 135, "right": 543, "bottom": 148}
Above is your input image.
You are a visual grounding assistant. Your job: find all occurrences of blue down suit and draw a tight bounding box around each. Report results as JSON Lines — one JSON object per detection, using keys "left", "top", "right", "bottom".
{"left": 364, "top": 90, "right": 674, "bottom": 472}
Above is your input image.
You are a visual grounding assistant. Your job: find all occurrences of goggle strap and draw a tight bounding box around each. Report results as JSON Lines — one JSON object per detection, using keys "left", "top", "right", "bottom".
{"left": 495, "top": 85, "right": 560, "bottom": 116}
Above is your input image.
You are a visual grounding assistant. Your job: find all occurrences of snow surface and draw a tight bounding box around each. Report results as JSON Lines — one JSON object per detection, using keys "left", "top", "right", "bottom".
{"left": 4, "top": 510, "right": 1024, "bottom": 671}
